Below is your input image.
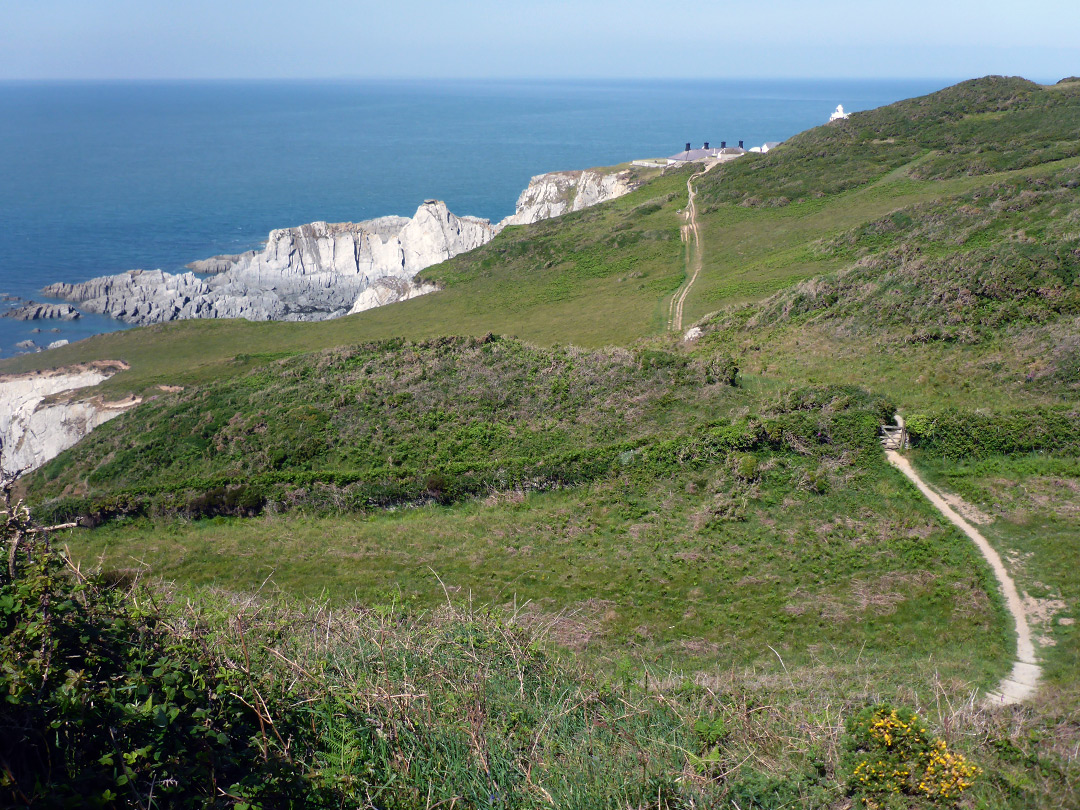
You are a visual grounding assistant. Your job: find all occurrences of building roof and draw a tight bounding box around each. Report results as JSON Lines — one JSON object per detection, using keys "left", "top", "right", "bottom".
{"left": 667, "top": 148, "right": 719, "bottom": 162}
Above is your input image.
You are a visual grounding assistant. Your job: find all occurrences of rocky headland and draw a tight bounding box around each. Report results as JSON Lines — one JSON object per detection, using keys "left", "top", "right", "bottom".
{"left": 43, "top": 167, "right": 641, "bottom": 327}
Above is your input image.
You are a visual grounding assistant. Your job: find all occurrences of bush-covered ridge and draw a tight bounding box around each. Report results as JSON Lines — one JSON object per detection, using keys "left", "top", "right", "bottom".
{"left": 28, "top": 335, "right": 749, "bottom": 520}
{"left": 696, "top": 76, "right": 1080, "bottom": 208}
{"left": 29, "top": 333, "right": 905, "bottom": 526}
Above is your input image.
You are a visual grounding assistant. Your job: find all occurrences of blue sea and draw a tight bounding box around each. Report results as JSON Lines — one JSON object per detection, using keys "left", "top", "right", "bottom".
{"left": 0, "top": 78, "right": 948, "bottom": 358}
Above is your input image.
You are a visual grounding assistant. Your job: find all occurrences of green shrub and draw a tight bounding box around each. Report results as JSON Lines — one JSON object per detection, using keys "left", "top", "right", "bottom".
{"left": 844, "top": 704, "right": 980, "bottom": 808}
{"left": 906, "top": 407, "right": 1080, "bottom": 459}
{"left": 0, "top": 499, "right": 322, "bottom": 808}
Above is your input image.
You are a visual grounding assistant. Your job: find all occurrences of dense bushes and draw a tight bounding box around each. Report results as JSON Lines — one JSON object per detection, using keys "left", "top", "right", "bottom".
{"left": 33, "top": 383, "right": 892, "bottom": 527}
{"left": 906, "top": 407, "right": 1080, "bottom": 459}
{"left": 0, "top": 499, "right": 321, "bottom": 808}
{"left": 29, "top": 341, "right": 906, "bottom": 527}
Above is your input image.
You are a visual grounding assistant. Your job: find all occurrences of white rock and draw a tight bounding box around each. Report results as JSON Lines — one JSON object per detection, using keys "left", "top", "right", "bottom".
{"left": 0, "top": 362, "right": 137, "bottom": 474}
{"left": 44, "top": 166, "right": 641, "bottom": 326}
{"left": 349, "top": 277, "right": 439, "bottom": 314}
{"left": 683, "top": 326, "right": 703, "bottom": 342}
{"left": 497, "top": 168, "right": 638, "bottom": 228}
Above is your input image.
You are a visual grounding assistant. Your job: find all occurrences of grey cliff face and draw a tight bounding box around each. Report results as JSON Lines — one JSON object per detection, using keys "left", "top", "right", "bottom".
{"left": 43, "top": 202, "right": 495, "bottom": 326}
{"left": 497, "top": 168, "right": 638, "bottom": 228}
{"left": 42, "top": 168, "right": 639, "bottom": 326}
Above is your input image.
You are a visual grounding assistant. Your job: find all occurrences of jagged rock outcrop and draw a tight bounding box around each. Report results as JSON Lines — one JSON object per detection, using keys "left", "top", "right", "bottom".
{"left": 43, "top": 270, "right": 214, "bottom": 324}
{"left": 497, "top": 168, "right": 638, "bottom": 228}
{"left": 2, "top": 302, "right": 81, "bottom": 320}
{"left": 186, "top": 252, "right": 254, "bottom": 274}
{"left": 42, "top": 167, "right": 640, "bottom": 326}
{"left": 0, "top": 362, "right": 137, "bottom": 474}
{"left": 44, "top": 202, "right": 496, "bottom": 325}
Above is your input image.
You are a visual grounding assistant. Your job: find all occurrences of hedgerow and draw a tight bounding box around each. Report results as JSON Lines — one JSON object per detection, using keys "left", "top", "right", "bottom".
{"left": 905, "top": 407, "right": 1080, "bottom": 459}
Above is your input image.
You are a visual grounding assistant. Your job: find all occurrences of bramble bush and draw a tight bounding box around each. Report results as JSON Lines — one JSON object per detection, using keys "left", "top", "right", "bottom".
{"left": 0, "top": 482, "right": 323, "bottom": 808}
{"left": 906, "top": 407, "right": 1080, "bottom": 459}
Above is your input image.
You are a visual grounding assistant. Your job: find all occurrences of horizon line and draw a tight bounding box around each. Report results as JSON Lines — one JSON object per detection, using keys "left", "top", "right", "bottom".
{"left": 0, "top": 74, "right": 1019, "bottom": 84}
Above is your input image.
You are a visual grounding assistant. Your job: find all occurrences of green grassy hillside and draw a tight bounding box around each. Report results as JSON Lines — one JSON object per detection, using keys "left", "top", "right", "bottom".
{"left": 6, "top": 77, "right": 1080, "bottom": 808}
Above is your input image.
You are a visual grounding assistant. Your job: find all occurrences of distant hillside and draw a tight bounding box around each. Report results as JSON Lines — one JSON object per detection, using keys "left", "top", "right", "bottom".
{"left": 692, "top": 157, "right": 1080, "bottom": 408}
{"left": 696, "top": 76, "right": 1080, "bottom": 208}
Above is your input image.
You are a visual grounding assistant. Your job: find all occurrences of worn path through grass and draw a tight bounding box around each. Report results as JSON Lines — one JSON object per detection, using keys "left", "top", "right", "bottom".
{"left": 669, "top": 163, "right": 713, "bottom": 332}
{"left": 886, "top": 449, "right": 1040, "bottom": 705}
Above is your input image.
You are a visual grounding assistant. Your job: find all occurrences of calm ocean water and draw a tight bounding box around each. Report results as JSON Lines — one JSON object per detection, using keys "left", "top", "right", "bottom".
{"left": 0, "top": 78, "right": 947, "bottom": 357}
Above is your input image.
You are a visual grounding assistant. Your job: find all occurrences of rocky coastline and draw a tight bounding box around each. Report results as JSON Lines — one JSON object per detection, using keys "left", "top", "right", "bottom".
{"left": 41, "top": 167, "right": 641, "bottom": 328}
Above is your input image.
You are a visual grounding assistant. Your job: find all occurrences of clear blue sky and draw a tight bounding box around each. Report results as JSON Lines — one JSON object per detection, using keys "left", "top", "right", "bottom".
{"left": 2, "top": 0, "right": 1077, "bottom": 81}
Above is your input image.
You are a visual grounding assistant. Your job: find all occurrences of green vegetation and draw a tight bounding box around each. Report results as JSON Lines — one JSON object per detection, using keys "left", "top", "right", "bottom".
{"left": 844, "top": 705, "right": 982, "bottom": 808}
{"left": 4, "top": 76, "right": 1080, "bottom": 807}
{"left": 29, "top": 335, "right": 747, "bottom": 521}
{"left": 696, "top": 76, "right": 1080, "bottom": 208}
{"left": 911, "top": 453, "right": 1080, "bottom": 688}
{"left": 693, "top": 158, "right": 1080, "bottom": 411}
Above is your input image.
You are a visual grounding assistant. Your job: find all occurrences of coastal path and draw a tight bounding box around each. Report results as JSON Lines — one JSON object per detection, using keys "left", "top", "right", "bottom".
{"left": 884, "top": 445, "right": 1040, "bottom": 706}
{"left": 668, "top": 162, "right": 717, "bottom": 333}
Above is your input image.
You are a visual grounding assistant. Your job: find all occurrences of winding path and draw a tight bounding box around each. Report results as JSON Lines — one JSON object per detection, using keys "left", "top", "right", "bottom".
{"left": 885, "top": 450, "right": 1040, "bottom": 705}
{"left": 668, "top": 165, "right": 712, "bottom": 332}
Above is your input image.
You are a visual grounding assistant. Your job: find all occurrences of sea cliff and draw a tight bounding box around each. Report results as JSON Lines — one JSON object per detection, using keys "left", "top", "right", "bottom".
{"left": 0, "top": 362, "right": 137, "bottom": 474}
{"left": 43, "top": 167, "right": 641, "bottom": 326}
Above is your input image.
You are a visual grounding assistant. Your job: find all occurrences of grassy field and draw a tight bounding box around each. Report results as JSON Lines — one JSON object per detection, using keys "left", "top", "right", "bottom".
{"left": 60, "top": 439, "right": 1009, "bottom": 689}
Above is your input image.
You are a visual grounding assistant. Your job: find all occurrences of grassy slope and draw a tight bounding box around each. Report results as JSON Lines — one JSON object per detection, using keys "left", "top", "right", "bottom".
{"left": 911, "top": 453, "right": 1080, "bottom": 689}
{"left": 10, "top": 77, "right": 1080, "bottom": 807}
{"left": 690, "top": 158, "right": 1080, "bottom": 411}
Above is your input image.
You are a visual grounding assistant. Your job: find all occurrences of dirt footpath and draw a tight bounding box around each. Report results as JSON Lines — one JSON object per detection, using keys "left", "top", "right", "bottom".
{"left": 885, "top": 450, "right": 1040, "bottom": 705}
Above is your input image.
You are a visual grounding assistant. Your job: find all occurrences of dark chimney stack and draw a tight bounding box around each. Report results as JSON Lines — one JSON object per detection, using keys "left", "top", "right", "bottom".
{"left": 703, "top": 142, "right": 709, "bottom": 149}
{"left": 721, "top": 141, "right": 726, "bottom": 149}
{"left": 685, "top": 142, "right": 691, "bottom": 152}
{"left": 739, "top": 140, "right": 744, "bottom": 149}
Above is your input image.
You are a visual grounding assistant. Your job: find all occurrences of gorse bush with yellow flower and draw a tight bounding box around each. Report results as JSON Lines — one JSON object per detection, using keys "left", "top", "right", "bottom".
{"left": 845, "top": 704, "right": 981, "bottom": 808}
